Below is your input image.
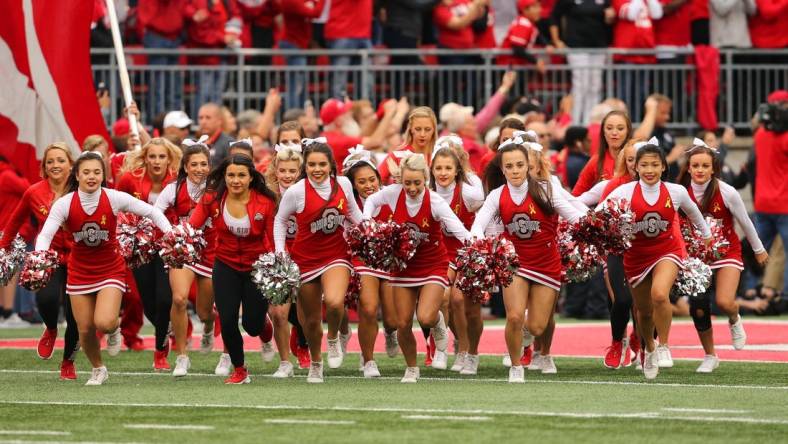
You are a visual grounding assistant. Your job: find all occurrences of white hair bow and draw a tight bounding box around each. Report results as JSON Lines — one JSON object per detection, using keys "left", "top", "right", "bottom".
{"left": 514, "top": 130, "right": 538, "bottom": 141}
{"left": 229, "top": 138, "right": 253, "bottom": 148}
{"left": 526, "top": 142, "right": 544, "bottom": 153}
{"left": 393, "top": 150, "right": 415, "bottom": 160}
{"left": 433, "top": 134, "right": 463, "bottom": 161}
{"left": 182, "top": 135, "right": 209, "bottom": 147}
{"left": 80, "top": 150, "right": 103, "bottom": 159}
{"left": 634, "top": 136, "right": 659, "bottom": 151}
{"left": 274, "top": 143, "right": 302, "bottom": 153}
{"left": 342, "top": 145, "right": 377, "bottom": 172}
{"left": 498, "top": 134, "right": 528, "bottom": 150}
{"left": 301, "top": 137, "right": 327, "bottom": 147}
{"left": 687, "top": 137, "right": 719, "bottom": 154}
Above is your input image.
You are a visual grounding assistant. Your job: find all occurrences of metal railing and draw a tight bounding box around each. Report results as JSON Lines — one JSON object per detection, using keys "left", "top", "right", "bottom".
{"left": 90, "top": 47, "right": 788, "bottom": 132}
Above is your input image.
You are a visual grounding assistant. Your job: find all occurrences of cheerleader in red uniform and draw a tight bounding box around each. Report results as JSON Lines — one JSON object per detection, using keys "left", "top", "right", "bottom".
{"left": 0, "top": 143, "right": 79, "bottom": 379}
{"left": 154, "top": 139, "right": 216, "bottom": 377}
{"left": 342, "top": 147, "right": 399, "bottom": 378}
{"left": 677, "top": 139, "right": 768, "bottom": 373}
{"left": 273, "top": 140, "right": 364, "bottom": 383}
{"left": 189, "top": 154, "right": 278, "bottom": 384}
{"left": 35, "top": 151, "right": 172, "bottom": 385}
{"left": 429, "top": 136, "right": 485, "bottom": 375}
{"left": 601, "top": 139, "right": 710, "bottom": 379}
{"left": 471, "top": 137, "right": 587, "bottom": 383}
{"left": 363, "top": 153, "right": 472, "bottom": 383}
{"left": 116, "top": 138, "right": 182, "bottom": 370}
{"left": 378, "top": 107, "right": 438, "bottom": 184}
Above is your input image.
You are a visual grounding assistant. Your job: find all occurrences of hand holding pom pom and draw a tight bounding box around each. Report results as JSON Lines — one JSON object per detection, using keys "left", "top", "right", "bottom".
{"left": 574, "top": 198, "right": 635, "bottom": 256}
{"left": 116, "top": 213, "right": 158, "bottom": 269}
{"left": 455, "top": 236, "right": 519, "bottom": 303}
{"left": 158, "top": 223, "right": 207, "bottom": 268}
{"left": 345, "top": 220, "right": 421, "bottom": 272}
{"left": 252, "top": 252, "right": 300, "bottom": 305}
{"left": 344, "top": 271, "right": 360, "bottom": 310}
{"left": 0, "top": 234, "right": 27, "bottom": 286}
{"left": 557, "top": 220, "right": 604, "bottom": 283}
{"left": 671, "top": 257, "right": 712, "bottom": 299}
{"left": 19, "top": 250, "right": 60, "bottom": 291}
{"left": 680, "top": 217, "right": 730, "bottom": 264}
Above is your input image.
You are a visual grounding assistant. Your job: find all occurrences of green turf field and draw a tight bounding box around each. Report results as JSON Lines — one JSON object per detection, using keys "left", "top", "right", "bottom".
{"left": 0, "top": 347, "right": 786, "bottom": 444}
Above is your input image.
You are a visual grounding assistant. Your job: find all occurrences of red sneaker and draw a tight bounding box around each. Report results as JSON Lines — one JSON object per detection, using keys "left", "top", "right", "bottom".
{"left": 520, "top": 345, "right": 533, "bottom": 366}
{"left": 297, "top": 346, "right": 310, "bottom": 370}
{"left": 289, "top": 327, "right": 299, "bottom": 357}
{"left": 604, "top": 340, "right": 623, "bottom": 369}
{"left": 424, "top": 334, "right": 435, "bottom": 367}
{"left": 59, "top": 359, "right": 76, "bottom": 380}
{"left": 224, "top": 366, "right": 250, "bottom": 384}
{"left": 261, "top": 315, "right": 274, "bottom": 343}
{"left": 125, "top": 336, "right": 145, "bottom": 352}
{"left": 629, "top": 330, "right": 641, "bottom": 355}
{"left": 37, "top": 328, "right": 57, "bottom": 360}
{"left": 153, "top": 349, "right": 170, "bottom": 371}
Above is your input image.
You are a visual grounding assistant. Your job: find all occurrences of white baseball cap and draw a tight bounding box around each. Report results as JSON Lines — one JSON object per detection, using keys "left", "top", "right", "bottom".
{"left": 163, "top": 110, "right": 193, "bottom": 129}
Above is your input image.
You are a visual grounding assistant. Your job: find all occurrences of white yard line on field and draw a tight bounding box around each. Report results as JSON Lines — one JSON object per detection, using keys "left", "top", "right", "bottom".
{"left": 662, "top": 408, "right": 751, "bottom": 414}
{"left": 263, "top": 419, "right": 355, "bottom": 425}
{"left": 402, "top": 415, "right": 491, "bottom": 421}
{"left": 0, "top": 431, "right": 70, "bottom": 436}
{"left": 123, "top": 424, "right": 214, "bottom": 431}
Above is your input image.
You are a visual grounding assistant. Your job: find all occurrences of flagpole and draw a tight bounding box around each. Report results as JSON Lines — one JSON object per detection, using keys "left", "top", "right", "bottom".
{"left": 104, "top": 0, "right": 140, "bottom": 150}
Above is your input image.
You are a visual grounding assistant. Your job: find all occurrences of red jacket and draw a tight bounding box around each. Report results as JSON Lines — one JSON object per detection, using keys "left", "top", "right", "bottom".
{"left": 189, "top": 190, "right": 276, "bottom": 271}
{"left": 748, "top": 0, "right": 788, "bottom": 48}
{"left": 0, "top": 180, "right": 72, "bottom": 255}
{"left": 281, "top": 0, "right": 325, "bottom": 48}
{"left": 0, "top": 163, "right": 34, "bottom": 242}
{"left": 571, "top": 150, "right": 616, "bottom": 196}
{"left": 185, "top": 0, "right": 242, "bottom": 64}
{"left": 325, "top": 0, "right": 371, "bottom": 40}
{"left": 138, "top": 0, "right": 190, "bottom": 40}
{"left": 754, "top": 127, "right": 788, "bottom": 214}
{"left": 116, "top": 169, "right": 175, "bottom": 204}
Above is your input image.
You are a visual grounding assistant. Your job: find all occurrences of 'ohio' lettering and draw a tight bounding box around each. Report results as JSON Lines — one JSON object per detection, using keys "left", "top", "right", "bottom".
{"left": 505, "top": 214, "right": 541, "bottom": 239}
{"left": 634, "top": 212, "right": 669, "bottom": 238}
{"left": 310, "top": 208, "right": 345, "bottom": 234}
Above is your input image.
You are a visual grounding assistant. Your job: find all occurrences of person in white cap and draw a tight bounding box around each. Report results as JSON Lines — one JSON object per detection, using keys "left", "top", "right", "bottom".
{"left": 163, "top": 110, "right": 193, "bottom": 146}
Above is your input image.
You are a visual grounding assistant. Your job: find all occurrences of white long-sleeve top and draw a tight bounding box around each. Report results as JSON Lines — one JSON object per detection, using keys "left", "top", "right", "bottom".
{"left": 154, "top": 179, "right": 205, "bottom": 212}
{"left": 471, "top": 180, "right": 588, "bottom": 238}
{"left": 36, "top": 188, "right": 172, "bottom": 251}
{"left": 601, "top": 180, "right": 711, "bottom": 238}
{"left": 434, "top": 180, "right": 485, "bottom": 213}
{"left": 551, "top": 176, "right": 590, "bottom": 213}
{"left": 691, "top": 180, "right": 765, "bottom": 253}
{"left": 273, "top": 176, "right": 362, "bottom": 253}
{"left": 577, "top": 180, "right": 609, "bottom": 207}
{"left": 362, "top": 184, "right": 472, "bottom": 242}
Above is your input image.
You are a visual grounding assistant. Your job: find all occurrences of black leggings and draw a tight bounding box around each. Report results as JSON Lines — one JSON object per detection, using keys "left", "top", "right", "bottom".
{"left": 607, "top": 255, "right": 634, "bottom": 341}
{"left": 132, "top": 256, "right": 172, "bottom": 351}
{"left": 213, "top": 259, "right": 270, "bottom": 368}
{"left": 36, "top": 266, "right": 79, "bottom": 361}
{"left": 288, "top": 303, "right": 307, "bottom": 348}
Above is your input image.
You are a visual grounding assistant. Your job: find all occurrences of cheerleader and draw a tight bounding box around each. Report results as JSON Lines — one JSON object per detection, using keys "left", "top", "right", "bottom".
{"left": 677, "top": 139, "right": 768, "bottom": 373}
{"left": 471, "top": 136, "right": 587, "bottom": 383}
{"left": 116, "top": 138, "right": 182, "bottom": 370}
{"left": 342, "top": 147, "right": 400, "bottom": 378}
{"left": 600, "top": 139, "right": 711, "bottom": 379}
{"left": 378, "top": 107, "right": 438, "bottom": 184}
{"left": 154, "top": 138, "right": 217, "bottom": 377}
{"left": 363, "top": 153, "right": 472, "bottom": 382}
{"left": 429, "top": 136, "right": 485, "bottom": 374}
{"left": 188, "top": 154, "right": 278, "bottom": 384}
{"left": 273, "top": 141, "right": 364, "bottom": 383}
{"left": 0, "top": 143, "right": 79, "bottom": 379}
{"left": 35, "top": 151, "right": 172, "bottom": 385}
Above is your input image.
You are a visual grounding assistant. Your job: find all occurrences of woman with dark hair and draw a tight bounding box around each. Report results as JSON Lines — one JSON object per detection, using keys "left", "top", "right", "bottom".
{"left": 572, "top": 111, "right": 632, "bottom": 196}
{"left": 188, "top": 154, "right": 278, "bottom": 384}
{"left": 478, "top": 117, "right": 526, "bottom": 176}
{"left": 601, "top": 139, "right": 710, "bottom": 379}
{"left": 35, "top": 151, "right": 171, "bottom": 385}
{"left": 273, "top": 140, "right": 363, "bottom": 383}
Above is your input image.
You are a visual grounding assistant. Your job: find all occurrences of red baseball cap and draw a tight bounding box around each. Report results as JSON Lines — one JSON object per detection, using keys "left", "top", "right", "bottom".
{"left": 112, "top": 117, "right": 130, "bottom": 137}
{"left": 320, "top": 98, "right": 352, "bottom": 125}
{"left": 376, "top": 99, "right": 394, "bottom": 120}
{"left": 767, "top": 90, "right": 788, "bottom": 103}
{"left": 518, "top": 0, "right": 538, "bottom": 9}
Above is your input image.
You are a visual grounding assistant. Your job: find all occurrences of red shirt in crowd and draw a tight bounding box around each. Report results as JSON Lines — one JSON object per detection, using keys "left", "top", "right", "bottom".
{"left": 654, "top": 0, "right": 690, "bottom": 47}
{"left": 748, "top": 0, "right": 788, "bottom": 48}
{"left": 281, "top": 0, "right": 325, "bottom": 48}
{"left": 612, "top": 0, "right": 658, "bottom": 63}
{"left": 474, "top": 6, "right": 496, "bottom": 48}
{"left": 236, "top": 0, "right": 279, "bottom": 28}
{"left": 137, "top": 0, "right": 190, "bottom": 40}
{"left": 433, "top": 0, "right": 476, "bottom": 49}
{"left": 325, "top": 0, "right": 372, "bottom": 40}
{"left": 184, "top": 0, "right": 242, "bottom": 65}
{"left": 754, "top": 126, "right": 788, "bottom": 214}
{"left": 497, "top": 16, "right": 539, "bottom": 65}
{"left": 321, "top": 131, "right": 362, "bottom": 168}
{"left": 688, "top": 0, "right": 709, "bottom": 20}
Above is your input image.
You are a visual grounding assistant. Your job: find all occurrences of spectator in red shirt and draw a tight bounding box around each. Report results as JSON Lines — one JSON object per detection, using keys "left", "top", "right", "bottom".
{"left": 237, "top": 0, "right": 279, "bottom": 93}
{"left": 748, "top": 0, "right": 788, "bottom": 49}
{"left": 433, "top": 0, "right": 488, "bottom": 101}
{"left": 612, "top": 0, "right": 663, "bottom": 111}
{"left": 280, "top": 0, "right": 325, "bottom": 108}
{"left": 325, "top": 0, "right": 373, "bottom": 99}
{"left": 498, "top": 0, "right": 546, "bottom": 70}
{"left": 319, "top": 98, "right": 396, "bottom": 168}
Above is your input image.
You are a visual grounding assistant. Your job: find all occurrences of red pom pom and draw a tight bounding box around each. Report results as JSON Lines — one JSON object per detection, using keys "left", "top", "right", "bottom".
{"left": 158, "top": 223, "right": 207, "bottom": 269}
{"left": 558, "top": 220, "right": 604, "bottom": 283}
{"left": 345, "top": 220, "right": 421, "bottom": 272}
{"left": 19, "top": 249, "right": 60, "bottom": 291}
{"left": 680, "top": 217, "right": 730, "bottom": 263}
{"left": 455, "top": 236, "right": 519, "bottom": 303}
{"left": 573, "top": 198, "right": 635, "bottom": 256}
{"left": 116, "top": 213, "right": 158, "bottom": 269}
{"left": 344, "top": 271, "right": 360, "bottom": 310}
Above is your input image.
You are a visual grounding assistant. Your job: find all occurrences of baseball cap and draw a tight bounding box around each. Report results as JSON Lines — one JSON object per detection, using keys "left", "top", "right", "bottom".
{"left": 320, "top": 98, "right": 353, "bottom": 125}
{"left": 112, "top": 117, "right": 130, "bottom": 137}
{"left": 163, "top": 110, "right": 193, "bottom": 129}
{"left": 767, "top": 90, "right": 788, "bottom": 104}
{"left": 518, "top": 0, "right": 538, "bottom": 9}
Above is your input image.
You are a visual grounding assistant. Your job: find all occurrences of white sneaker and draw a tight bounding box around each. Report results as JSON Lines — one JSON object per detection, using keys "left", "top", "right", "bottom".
{"left": 85, "top": 366, "right": 108, "bottom": 386}
{"left": 527, "top": 352, "right": 543, "bottom": 371}
{"left": 643, "top": 349, "right": 659, "bottom": 379}
{"left": 696, "top": 354, "right": 720, "bottom": 373}
{"left": 327, "top": 337, "right": 344, "bottom": 369}
{"left": 173, "top": 355, "right": 190, "bottom": 377}
{"left": 106, "top": 327, "right": 122, "bottom": 357}
{"left": 431, "top": 312, "right": 449, "bottom": 353}
{"left": 431, "top": 350, "right": 448, "bottom": 370}
{"left": 502, "top": 354, "right": 512, "bottom": 368}
{"left": 384, "top": 331, "right": 399, "bottom": 358}
{"left": 729, "top": 315, "right": 747, "bottom": 350}
{"left": 0, "top": 313, "right": 31, "bottom": 329}
{"left": 460, "top": 354, "right": 479, "bottom": 375}
{"left": 272, "top": 361, "right": 294, "bottom": 378}
{"left": 339, "top": 330, "right": 352, "bottom": 354}
{"left": 200, "top": 331, "right": 214, "bottom": 354}
{"left": 522, "top": 327, "right": 534, "bottom": 348}
{"left": 401, "top": 366, "right": 419, "bottom": 383}
{"left": 451, "top": 352, "right": 467, "bottom": 372}
{"left": 656, "top": 344, "right": 674, "bottom": 368}
{"left": 214, "top": 353, "right": 231, "bottom": 376}
{"left": 260, "top": 340, "right": 275, "bottom": 363}
{"left": 306, "top": 361, "right": 324, "bottom": 383}
{"left": 540, "top": 355, "right": 557, "bottom": 374}
{"left": 508, "top": 365, "right": 525, "bottom": 383}
{"left": 362, "top": 360, "right": 381, "bottom": 378}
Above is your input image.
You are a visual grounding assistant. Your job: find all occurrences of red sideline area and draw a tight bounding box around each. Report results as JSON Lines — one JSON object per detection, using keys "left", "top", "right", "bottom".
{"left": 1, "top": 320, "right": 786, "bottom": 363}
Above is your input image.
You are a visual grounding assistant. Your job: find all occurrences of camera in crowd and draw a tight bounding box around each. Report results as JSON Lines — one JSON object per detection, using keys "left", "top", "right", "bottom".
{"left": 757, "top": 102, "right": 788, "bottom": 133}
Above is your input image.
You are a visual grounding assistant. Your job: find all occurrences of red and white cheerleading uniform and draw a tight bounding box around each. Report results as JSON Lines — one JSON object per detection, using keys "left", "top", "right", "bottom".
{"left": 116, "top": 168, "right": 175, "bottom": 205}
{"left": 434, "top": 180, "right": 484, "bottom": 270}
{"left": 688, "top": 180, "right": 765, "bottom": 271}
{"left": 155, "top": 179, "right": 217, "bottom": 277}
{"left": 274, "top": 177, "right": 363, "bottom": 282}
{"left": 471, "top": 180, "right": 587, "bottom": 291}
{"left": 378, "top": 145, "right": 418, "bottom": 185}
{"left": 0, "top": 180, "right": 72, "bottom": 259}
{"left": 352, "top": 195, "right": 393, "bottom": 280}
{"left": 363, "top": 185, "right": 471, "bottom": 288}
{"left": 35, "top": 188, "right": 172, "bottom": 294}
{"left": 603, "top": 180, "right": 709, "bottom": 287}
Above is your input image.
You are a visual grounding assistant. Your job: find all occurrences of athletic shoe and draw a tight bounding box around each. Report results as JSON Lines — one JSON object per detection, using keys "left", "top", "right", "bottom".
{"left": 296, "top": 346, "right": 310, "bottom": 370}
{"left": 363, "top": 360, "right": 381, "bottom": 378}
{"left": 200, "top": 331, "right": 214, "bottom": 354}
{"left": 261, "top": 314, "right": 274, "bottom": 343}
{"left": 173, "top": 355, "right": 190, "bottom": 377}
{"left": 215, "top": 353, "right": 232, "bottom": 376}
{"left": 384, "top": 331, "right": 398, "bottom": 358}
{"left": 59, "top": 359, "right": 76, "bottom": 381}
{"left": 729, "top": 315, "right": 746, "bottom": 350}
{"left": 642, "top": 349, "right": 659, "bottom": 380}
{"left": 432, "top": 350, "right": 448, "bottom": 370}
{"left": 424, "top": 335, "right": 435, "bottom": 367}
{"left": 508, "top": 365, "right": 525, "bottom": 383}
{"left": 540, "top": 355, "right": 557, "bottom": 374}
{"left": 522, "top": 326, "right": 534, "bottom": 348}
{"left": 0, "top": 313, "right": 31, "bottom": 329}
{"left": 224, "top": 366, "right": 250, "bottom": 384}
{"left": 502, "top": 354, "right": 512, "bottom": 368}
{"left": 339, "top": 330, "right": 352, "bottom": 354}
{"left": 696, "top": 354, "right": 720, "bottom": 373}
{"left": 153, "top": 349, "right": 170, "bottom": 371}
{"left": 401, "top": 366, "right": 419, "bottom": 383}
{"left": 527, "top": 352, "right": 543, "bottom": 371}
{"left": 272, "top": 361, "right": 294, "bottom": 378}
{"left": 260, "top": 339, "right": 275, "bottom": 363}
{"left": 450, "top": 351, "right": 467, "bottom": 372}
{"left": 125, "top": 336, "right": 145, "bottom": 352}
{"left": 520, "top": 345, "right": 533, "bottom": 366}
{"left": 307, "top": 361, "right": 324, "bottom": 383}
{"left": 37, "top": 328, "right": 57, "bottom": 360}
{"left": 431, "top": 312, "right": 449, "bottom": 353}
{"left": 106, "top": 327, "right": 122, "bottom": 357}
{"left": 656, "top": 344, "right": 673, "bottom": 368}
{"left": 604, "top": 340, "right": 624, "bottom": 369}
{"left": 85, "top": 366, "right": 108, "bottom": 386}
{"left": 327, "top": 337, "right": 344, "bottom": 369}
{"left": 629, "top": 330, "right": 641, "bottom": 356}
{"left": 460, "top": 354, "right": 479, "bottom": 375}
